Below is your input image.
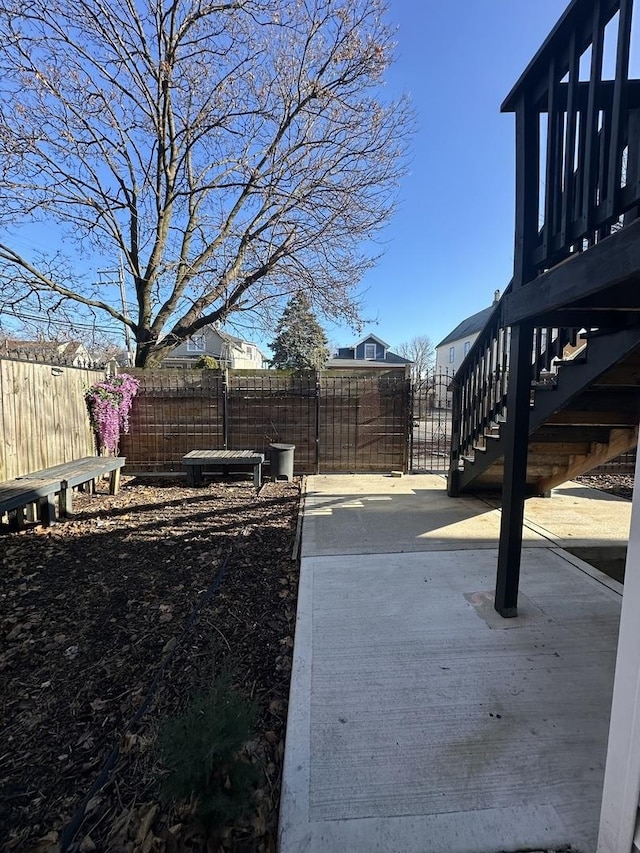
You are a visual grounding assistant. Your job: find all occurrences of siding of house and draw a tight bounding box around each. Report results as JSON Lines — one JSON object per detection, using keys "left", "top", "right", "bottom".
{"left": 230, "top": 343, "right": 263, "bottom": 370}
{"left": 434, "top": 334, "right": 480, "bottom": 407}
{"left": 433, "top": 303, "right": 497, "bottom": 407}
{"left": 355, "top": 339, "right": 385, "bottom": 360}
{"left": 162, "top": 327, "right": 263, "bottom": 370}
{"left": 597, "top": 448, "right": 640, "bottom": 853}
{"left": 165, "top": 327, "right": 222, "bottom": 360}
{"left": 435, "top": 333, "right": 478, "bottom": 375}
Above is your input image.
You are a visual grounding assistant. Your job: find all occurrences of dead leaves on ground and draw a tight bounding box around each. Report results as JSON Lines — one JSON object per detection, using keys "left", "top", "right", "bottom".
{"left": 0, "top": 477, "right": 300, "bottom": 852}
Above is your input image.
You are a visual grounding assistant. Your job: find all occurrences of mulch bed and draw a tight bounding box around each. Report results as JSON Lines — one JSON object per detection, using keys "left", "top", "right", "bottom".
{"left": 0, "top": 475, "right": 301, "bottom": 852}
{"left": 575, "top": 472, "right": 634, "bottom": 501}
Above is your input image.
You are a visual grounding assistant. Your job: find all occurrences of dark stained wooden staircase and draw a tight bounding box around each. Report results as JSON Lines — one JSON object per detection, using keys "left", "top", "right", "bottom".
{"left": 447, "top": 0, "right": 640, "bottom": 617}
{"left": 451, "top": 324, "right": 640, "bottom": 496}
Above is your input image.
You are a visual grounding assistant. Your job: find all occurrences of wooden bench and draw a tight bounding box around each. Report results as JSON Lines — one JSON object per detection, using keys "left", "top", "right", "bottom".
{"left": 20, "top": 457, "right": 126, "bottom": 516}
{"left": 0, "top": 477, "right": 61, "bottom": 529}
{"left": 1, "top": 456, "right": 126, "bottom": 529}
{"left": 182, "top": 450, "right": 265, "bottom": 488}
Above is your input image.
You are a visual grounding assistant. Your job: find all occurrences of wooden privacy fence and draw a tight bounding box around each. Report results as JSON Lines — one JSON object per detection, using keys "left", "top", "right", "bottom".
{"left": 0, "top": 358, "right": 104, "bottom": 481}
{"left": 120, "top": 370, "right": 411, "bottom": 474}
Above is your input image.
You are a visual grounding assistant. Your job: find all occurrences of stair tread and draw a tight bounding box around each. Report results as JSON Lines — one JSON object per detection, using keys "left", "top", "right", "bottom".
{"left": 556, "top": 357, "right": 587, "bottom": 367}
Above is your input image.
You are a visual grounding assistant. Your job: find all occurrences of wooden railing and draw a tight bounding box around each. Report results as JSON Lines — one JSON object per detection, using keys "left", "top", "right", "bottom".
{"left": 503, "top": 0, "right": 640, "bottom": 282}
{"left": 450, "top": 289, "right": 581, "bottom": 471}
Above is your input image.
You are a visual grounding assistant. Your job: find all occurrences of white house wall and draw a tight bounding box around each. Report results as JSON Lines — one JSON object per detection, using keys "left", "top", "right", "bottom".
{"left": 231, "top": 347, "right": 263, "bottom": 370}
{"left": 434, "top": 333, "right": 480, "bottom": 407}
{"left": 597, "top": 441, "right": 640, "bottom": 853}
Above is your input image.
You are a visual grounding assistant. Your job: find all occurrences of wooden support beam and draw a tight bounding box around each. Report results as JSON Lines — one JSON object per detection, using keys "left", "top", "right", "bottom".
{"left": 495, "top": 323, "right": 534, "bottom": 618}
{"left": 546, "top": 409, "right": 638, "bottom": 425}
{"left": 536, "top": 426, "right": 638, "bottom": 492}
{"left": 524, "top": 310, "right": 640, "bottom": 327}
{"left": 503, "top": 218, "right": 640, "bottom": 326}
{"left": 532, "top": 424, "right": 614, "bottom": 443}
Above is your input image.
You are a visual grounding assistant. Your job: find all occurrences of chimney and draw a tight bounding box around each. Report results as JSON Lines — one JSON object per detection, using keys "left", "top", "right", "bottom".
{"left": 493, "top": 289, "right": 500, "bottom": 304}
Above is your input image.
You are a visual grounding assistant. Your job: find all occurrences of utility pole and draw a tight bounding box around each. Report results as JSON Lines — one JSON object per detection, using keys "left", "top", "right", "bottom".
{"left": 117, "top": 256, "right": 133, "bottom": 362}
{"left": 97, "top": 256, "right": 133, "bottom": 365}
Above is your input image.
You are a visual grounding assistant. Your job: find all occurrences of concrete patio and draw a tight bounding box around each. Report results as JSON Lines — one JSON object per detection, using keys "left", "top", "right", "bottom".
{"left": 279, "top": 475, "right": 631, "bottom": 853}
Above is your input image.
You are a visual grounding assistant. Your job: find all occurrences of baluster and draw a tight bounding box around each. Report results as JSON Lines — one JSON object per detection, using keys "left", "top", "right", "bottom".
{"left": 582, "top": 0, "right": 605, "bottom": 237}
{"left": 534, "top": 326, "right": 543, "bottom": 378}
{"left": 606, "top": 0, "right": 633, "bottom": 220}
{"left": 543, "top": 58, "right": 559, "bottom": 264}
{"left": 544, "top": 327, "right": 554, "bottom": 372}
{"left": 562, "top": 30, "right": 580, "bottom": 247}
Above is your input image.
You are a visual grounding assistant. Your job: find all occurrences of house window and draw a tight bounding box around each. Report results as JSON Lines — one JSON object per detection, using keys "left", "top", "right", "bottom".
{"left": 464, "top": 341, "right": 471, "bottom": 356}
{"left": 364, "top": 343, "right": 376, "bottom": 360}
{"left": 449, "top": 346, "right": 455, "bottom": 363}
{"left": 187, "top": 334, "right": 206, "bottom": 352}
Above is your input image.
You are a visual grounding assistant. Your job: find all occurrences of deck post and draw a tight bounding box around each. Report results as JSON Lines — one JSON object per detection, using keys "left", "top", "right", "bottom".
{"left": 495, "top": 321, "right": 533, "bottom": 617}
{"left": 447, "top": 378, "right": 462, "bottom": 497}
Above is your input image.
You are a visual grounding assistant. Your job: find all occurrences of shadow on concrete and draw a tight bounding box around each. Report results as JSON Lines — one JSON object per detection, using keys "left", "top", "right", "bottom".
{"left": 563, "top": 545, "right": 627, "bottom": 583}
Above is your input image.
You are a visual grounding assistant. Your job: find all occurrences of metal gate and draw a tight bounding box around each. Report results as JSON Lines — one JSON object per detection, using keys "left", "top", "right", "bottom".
{"left": 409, "top": 369, "right": 453, "bottom": 473}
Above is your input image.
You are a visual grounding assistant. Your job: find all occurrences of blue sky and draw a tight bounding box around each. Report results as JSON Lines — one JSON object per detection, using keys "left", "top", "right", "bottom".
{"left": 322, "top": 0, "right": 571, "bottom": 353}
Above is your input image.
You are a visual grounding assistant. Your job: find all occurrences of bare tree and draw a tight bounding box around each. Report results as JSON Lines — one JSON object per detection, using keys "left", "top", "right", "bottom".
{"left": 0, "top": 0, "right": 412, "bottom": 367}
{"left": 397, "top": 335, "right": 434, "bottom": 385}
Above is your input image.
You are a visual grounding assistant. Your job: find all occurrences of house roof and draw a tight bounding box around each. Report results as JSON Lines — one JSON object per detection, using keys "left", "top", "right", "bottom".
{"left": 354, "top": 333, "right": 390, "bottom": 349}
{"left": 436, "top": 305, "right": 494, "bottom": 349}
{"left": 215, "top": 326, "right": 265, "bottom": 355}
{"left": 327, "top": 350, "right": 412, "bottom": 367}
{"left": 1, "top": 338, "right": 95, "bottom": 366}
{"left": 326, "top": 358, "right": 409, "bottom": 369}
{"left": 2, "top": 338, "right": 85, "bottom": 353}
{"left": 215, "top": 328, "right": 245, "bottom": 346}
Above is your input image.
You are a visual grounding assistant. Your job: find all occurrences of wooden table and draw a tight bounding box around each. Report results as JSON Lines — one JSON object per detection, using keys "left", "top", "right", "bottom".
{"left": 182, "top": 450, "right": 265, "bottom": 488}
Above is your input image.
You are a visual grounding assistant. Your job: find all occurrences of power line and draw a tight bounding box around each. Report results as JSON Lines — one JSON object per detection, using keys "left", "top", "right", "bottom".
{"left": 0, "top": 307, "right": 122, "bottom": 335}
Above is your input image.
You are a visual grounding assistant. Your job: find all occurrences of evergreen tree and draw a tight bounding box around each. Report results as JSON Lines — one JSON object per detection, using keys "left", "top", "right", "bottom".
{"left": 270, "top": 293, "right": 330, "bottom": 371}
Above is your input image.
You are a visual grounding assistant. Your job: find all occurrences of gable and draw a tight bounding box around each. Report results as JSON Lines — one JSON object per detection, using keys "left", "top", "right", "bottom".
{"left": 355, "top": 340, "right": 385, "bottom": 360}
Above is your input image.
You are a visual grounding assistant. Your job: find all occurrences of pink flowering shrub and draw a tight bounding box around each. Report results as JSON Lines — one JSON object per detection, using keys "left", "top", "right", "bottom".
{"left": 86, "top": 373, "right": 140, "bottom": 454}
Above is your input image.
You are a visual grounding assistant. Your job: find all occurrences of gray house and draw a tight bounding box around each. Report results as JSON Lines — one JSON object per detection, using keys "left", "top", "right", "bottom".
{"left": 326, "top": 333, "right": 411, "bottom": 375}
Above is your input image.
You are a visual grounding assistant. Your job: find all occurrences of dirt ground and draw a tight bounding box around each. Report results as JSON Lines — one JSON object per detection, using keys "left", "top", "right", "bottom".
{"left": 0, "top": 475, "right": 301, "bottom": 852}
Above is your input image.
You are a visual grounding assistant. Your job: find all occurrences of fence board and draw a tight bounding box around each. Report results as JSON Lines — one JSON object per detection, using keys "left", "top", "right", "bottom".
{"left": 0, "top": 358, "right": 103, "bottom": 480}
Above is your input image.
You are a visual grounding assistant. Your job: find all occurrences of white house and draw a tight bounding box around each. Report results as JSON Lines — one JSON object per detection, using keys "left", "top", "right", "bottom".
{"left": 598, "top": 451, "right": 640, "bottom": 851}
{"left": 1, "top": 338, "right": 97, "bottom": 368}
{"left": 433, "top": 292, "right": 500, "bottom": 406}
{"left": 160, "top": 326, "right": 265, "bottom": 370}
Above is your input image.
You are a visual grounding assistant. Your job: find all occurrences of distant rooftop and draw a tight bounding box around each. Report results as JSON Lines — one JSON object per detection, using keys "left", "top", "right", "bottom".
{"left": 436, "top": 291, "right": 501, "bottom": 349}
